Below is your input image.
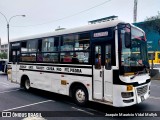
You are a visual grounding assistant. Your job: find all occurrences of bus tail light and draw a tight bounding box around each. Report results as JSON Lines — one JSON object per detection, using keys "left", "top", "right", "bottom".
{"left": 127, "top": 85, "right": 133, "bottom": 91}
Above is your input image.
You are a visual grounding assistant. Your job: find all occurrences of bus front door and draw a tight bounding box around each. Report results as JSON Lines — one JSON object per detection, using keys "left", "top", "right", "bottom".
{"left": 93, "top": 44, "right": 113, "bottom": 103}
{"left": 11, "top": 50, "right": 20, "bottom": 83}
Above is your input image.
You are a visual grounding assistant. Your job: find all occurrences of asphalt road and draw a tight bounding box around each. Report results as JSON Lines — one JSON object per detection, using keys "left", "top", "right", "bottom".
{"left": 0, "top": 72, "right": 160, "bottom": 120}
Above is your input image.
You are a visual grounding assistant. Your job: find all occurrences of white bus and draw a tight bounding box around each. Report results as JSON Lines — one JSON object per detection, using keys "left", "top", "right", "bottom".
{"left": 7, "top": 20, "right": 151, "bottom": 107}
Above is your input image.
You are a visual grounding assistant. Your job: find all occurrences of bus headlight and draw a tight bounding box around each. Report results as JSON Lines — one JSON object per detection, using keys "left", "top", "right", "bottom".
{"left": 127, "top": 85, "right": 133, "bottom": 91}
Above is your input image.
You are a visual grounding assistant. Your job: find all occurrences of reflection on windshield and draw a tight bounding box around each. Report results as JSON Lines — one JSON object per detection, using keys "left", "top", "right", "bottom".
{"left": 121, "top": 40, "right": 147, "bottom": 66}
{"left": 120, "top": 26, "right": 149, "bottom": 74}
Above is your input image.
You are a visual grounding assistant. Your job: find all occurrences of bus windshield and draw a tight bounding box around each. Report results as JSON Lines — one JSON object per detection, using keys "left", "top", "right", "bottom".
{"left": 120, "top": 26, "right": 149, "bottom": 74}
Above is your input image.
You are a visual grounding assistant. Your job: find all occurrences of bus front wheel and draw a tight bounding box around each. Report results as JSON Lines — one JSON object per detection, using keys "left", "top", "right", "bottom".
{"left": 73, "top": 86, "right": 88, "bottom": 106}
{"left": 24, "top": 79, "right": 30, "bottom": 90}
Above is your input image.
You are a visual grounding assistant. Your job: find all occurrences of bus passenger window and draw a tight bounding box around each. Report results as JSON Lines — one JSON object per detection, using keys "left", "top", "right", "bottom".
{"left": 21, "top": 41, "right": 27, "bottom": 53}
{"left": 61, "top": 53, "right": 72, "bottom": 63}
{"left": 105, "top": 45, "right": 111, "bottom": 70}
{"left": 61, "top": 35, "right": 74, "bottom": 51}
{"left": 72, "top": 53, "right": 79, "bottom": 64}
{"left": 37, "top": 52, "right": 43, "bottom": 62}
{"left": 75, "top": 33, "right": 90, "bottom": 51}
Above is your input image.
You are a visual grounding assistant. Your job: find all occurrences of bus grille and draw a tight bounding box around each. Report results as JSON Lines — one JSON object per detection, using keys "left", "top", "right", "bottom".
{"left": 137, "top": 85, "right": 148, "bottom": 96}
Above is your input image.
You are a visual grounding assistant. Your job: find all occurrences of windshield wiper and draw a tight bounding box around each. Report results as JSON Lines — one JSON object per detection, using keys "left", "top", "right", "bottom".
{"left": 130, "top": 71, "right": 144, "bottom": 79}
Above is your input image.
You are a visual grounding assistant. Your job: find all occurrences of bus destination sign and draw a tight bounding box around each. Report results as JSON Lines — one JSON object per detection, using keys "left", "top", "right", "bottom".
{"left": 93, "top": 31, "right": 108, "bottom": 38}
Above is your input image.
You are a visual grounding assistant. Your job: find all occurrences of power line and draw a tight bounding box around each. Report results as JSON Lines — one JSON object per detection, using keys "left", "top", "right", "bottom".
{"left": 11, "top": 0, "right": 111, "bottom": 27}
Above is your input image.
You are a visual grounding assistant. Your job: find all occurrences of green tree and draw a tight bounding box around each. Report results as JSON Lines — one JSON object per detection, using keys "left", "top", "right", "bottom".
{"left": 0, "top": 52, "right": 7, "bottom": 59}
{"left": 144, "top": 12, "right": 160, "bottom": 33}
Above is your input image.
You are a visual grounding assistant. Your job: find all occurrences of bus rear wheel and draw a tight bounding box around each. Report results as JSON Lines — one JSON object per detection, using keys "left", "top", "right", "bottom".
{"left": 73, "top": 86, "right": 88, "bottom": 106}
{"left": 24, "top": 79, "right": 30, "bottom": 90}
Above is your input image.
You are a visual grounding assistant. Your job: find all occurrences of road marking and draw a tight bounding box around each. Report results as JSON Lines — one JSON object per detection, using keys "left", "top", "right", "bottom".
{"left": 3, "top": 100, "right": 54, "bottom": 111}
{"left": 149, "top": 96, "right": 160, "bottom": 100}
{"left": 0, "top": 89, "right": 20, "bottom": 94}
{"left": 72, "top": 107, "right": 94, "bottom": 115}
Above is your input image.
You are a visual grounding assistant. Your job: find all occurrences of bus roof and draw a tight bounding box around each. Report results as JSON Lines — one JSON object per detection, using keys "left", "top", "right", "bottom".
{"left": 10, "top": 19, "right": 124, "bottom": 42}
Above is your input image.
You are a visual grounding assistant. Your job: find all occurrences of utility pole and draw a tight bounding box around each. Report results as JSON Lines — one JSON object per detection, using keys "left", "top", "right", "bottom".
{"left": 133, "top": 0, "right": 138, "bottom": 23}
{"left": 0, "top": 12, "right": 25, "bottom": 59}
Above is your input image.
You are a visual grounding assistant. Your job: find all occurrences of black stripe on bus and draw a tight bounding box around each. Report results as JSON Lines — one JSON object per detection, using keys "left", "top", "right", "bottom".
{"left": 18, "top": 63, "right": 92, "bottom": 69}
{"left": 19, "top": 69, "right": 92, "bottom": 77}
{"left": 113, "top": 70, "right": 151, "bottom": 87}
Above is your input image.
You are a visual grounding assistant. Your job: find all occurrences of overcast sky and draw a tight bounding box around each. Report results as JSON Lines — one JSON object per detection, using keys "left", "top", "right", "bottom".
{"left": 0, "top": 0, "right": 159, "bottom": 44}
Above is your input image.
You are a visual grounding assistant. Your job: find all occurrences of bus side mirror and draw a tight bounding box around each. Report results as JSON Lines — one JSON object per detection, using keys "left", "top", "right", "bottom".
{"left": 125, "top": 32, "right": 131, "bottom": 48}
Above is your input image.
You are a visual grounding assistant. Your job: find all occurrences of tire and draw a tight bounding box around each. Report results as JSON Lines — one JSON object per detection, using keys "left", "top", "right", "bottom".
{"left": 73, "top": 86, "right": 88, "bottom": 106}
{"left": 24, "top": 79, "right": 30, "bottom": 90}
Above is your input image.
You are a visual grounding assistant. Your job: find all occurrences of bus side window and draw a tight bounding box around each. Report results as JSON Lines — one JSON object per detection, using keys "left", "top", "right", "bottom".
{"left": 105, "top": 45, "right": 111, "bottom": 70}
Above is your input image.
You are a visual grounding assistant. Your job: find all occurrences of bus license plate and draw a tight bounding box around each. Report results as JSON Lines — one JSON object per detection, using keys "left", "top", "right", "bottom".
{"left": 141, "top": 96, "right": 145, "bottom": 101}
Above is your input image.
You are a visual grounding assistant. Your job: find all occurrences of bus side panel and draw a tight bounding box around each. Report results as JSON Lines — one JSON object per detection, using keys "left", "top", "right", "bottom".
{"left": 18, "top": 69, "right": 92, "bottom": 99}
{"left": 61, "top": 75, "right": 92, "bottom": 96}
{"left": 11, "top": 64, "right": 20, "bottom": 83}
{"left": 19, "top": 70, "right": 53, "bottom": 92}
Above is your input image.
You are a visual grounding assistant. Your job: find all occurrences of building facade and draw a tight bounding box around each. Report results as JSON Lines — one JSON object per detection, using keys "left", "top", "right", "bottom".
{"left": 134, "top": 20, "right": 160, "bottom": 51}
{"left": 0, "top": 39, "right": 8, "bottom": 53}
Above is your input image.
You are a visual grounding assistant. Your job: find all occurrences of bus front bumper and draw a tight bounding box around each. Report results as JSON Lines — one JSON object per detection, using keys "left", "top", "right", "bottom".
{"left": 113, "top": 82, "right": 151, "bottom": 107}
